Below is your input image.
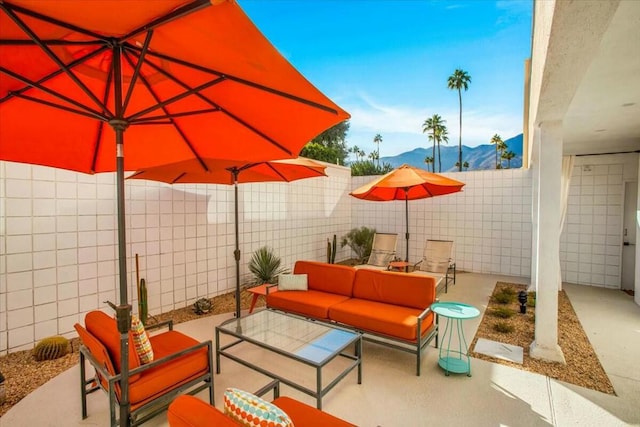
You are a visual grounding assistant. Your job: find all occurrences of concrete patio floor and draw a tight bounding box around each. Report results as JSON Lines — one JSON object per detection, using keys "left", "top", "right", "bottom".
{"left": 1, "top": 272, "right": 638, "bottom": 427}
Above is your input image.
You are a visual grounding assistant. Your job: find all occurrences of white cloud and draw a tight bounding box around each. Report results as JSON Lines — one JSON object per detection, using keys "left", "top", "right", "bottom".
{"left": 343, "top": 93, "right": 523, "bottom": 155}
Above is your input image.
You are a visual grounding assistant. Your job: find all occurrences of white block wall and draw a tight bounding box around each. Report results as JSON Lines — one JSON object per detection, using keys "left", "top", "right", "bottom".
{"left": 0, "top": 161, "right": 352, "bottom": 353}
{"left": 1, "top": 154, "right": 634, "bottom": 353}
{"left": 560, "top": 153, "right": 639, "bottom": 288}
{"left": 351, "top": 168, "right": 533, "bottom": 277}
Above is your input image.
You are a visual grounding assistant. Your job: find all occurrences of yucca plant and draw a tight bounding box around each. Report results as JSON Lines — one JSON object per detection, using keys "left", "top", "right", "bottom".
{"left": 340, "top": 226, "right": 376, "bottom": 263}
{"left": 248, "top": 246, "right": 289, "bottom": 285}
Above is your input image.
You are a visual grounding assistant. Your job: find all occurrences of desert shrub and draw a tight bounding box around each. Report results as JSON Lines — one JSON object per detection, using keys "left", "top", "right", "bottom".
{"left": 493, "top": 321, "right": 515, "bottom": 333}
{"left": 492, "top": 307, "right": 516, "bottom": 318}
{"left": 493, "top": 291, "right": 515, "bottom": 304}
{"left": 527, "top": 291, "right": 536, "bottom": 307}
{"left": 500, "top": 286, "right": 517, "bottom": 296}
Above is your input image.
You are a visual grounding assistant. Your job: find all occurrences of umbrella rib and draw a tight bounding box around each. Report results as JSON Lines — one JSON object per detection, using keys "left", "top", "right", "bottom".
{"left": 223, "top": 109, "right": 293, "bottom": 156}
{"left": 132, "top": 109, "right": 219, "bottom": 124}
{"left": 121, "top": 51, "right": 209, "bottom": 173}
{"left": 0, "top": 39, "right": 104, "bottom": 46}
{"left": 126, "top": 47, "right": 329, "bottom": 154}
{"left": 1, "top": 4, "right": 109, "bottom": 113}
{"left": 124, "top": 76, "right": 225, "bottom": 122}
{"left": 91, "top": 66, "right": 115, "bottom": 173}
{"left": 140, "top": 48, "right": 340, "bottom": 115}
{"left": 9, "top": 92, "right": 107, "bottom": 122}
{"left": 0, "top": 2, "right": 109, "bottom": 41}
{"left": 122, "top": 0, "right": 211, "bottom": 41}
{"left": 0, "top": 44, "right": 110, "bottom": 106}
{"left": 0, "top": 67, "right": 107, "bottom": 119}
{"left": 122, "top": 30, "right": 154, "bottom": 114}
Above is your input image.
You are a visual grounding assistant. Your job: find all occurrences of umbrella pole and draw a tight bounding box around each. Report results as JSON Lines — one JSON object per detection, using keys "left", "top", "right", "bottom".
{"left": 113, "top": 121, "right": 131, "bottom": 427}
{"left": 405, "top": 189, "right": 409, "bottom": 262}
{"left": 233, "top": 170, "right": 241, "bottom": 319}
{"left": 112, "top": 46, "right": 131, "bottom": 427}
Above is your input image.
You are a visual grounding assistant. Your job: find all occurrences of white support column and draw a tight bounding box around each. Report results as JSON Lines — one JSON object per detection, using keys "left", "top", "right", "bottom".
{"left": 530, "top": 120, "right": 566, "bottom": 363}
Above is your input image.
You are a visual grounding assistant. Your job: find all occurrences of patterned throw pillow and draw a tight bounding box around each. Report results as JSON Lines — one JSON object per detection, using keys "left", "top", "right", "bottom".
{"left": 223, "top": 388, "right": 294, "bottom": 427}
{"left": 130, "top": 314, "right": 154, "bottom": 364}
{"left": 278, "top": 274, "right": 308, "bottom": 291}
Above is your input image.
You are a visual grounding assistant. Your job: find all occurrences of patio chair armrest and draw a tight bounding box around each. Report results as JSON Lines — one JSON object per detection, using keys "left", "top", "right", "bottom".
{"left": 129, "top": 339, "right": 213, "bottom": 376}
{"left": 253, "top": 379, "right": 281, "bottom": 399}
{"left": 417, "top": 306, "right": 432, "bottom": 321}
{"left": 79, "top": 344, "right": 117, "bottom": 382}
{"left": 146, "top": 319, "right": 174, "bottom": 331}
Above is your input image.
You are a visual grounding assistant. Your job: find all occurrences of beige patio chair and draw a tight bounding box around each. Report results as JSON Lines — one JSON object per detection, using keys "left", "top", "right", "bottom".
{"left": 411, "top": 239, "right": 456, "bottom": 293}
{"left": 354, "top": 232, "right": 398, "bottom": 270}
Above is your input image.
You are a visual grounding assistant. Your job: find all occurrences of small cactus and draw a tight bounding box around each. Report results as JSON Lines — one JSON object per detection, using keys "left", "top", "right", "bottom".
{"left": 33, "top": 336, "right": 70, "bottom": 361}
{"left": 193, "top": 298, "right": 213, "bottom": 315}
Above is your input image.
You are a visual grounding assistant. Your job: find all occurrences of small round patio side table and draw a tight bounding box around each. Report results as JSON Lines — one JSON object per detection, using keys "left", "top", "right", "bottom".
{"left": 430, "top": 301, "right": 480, "bottom": 376}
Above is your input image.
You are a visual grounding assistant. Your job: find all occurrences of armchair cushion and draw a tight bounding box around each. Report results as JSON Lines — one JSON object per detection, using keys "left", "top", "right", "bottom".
{"left": 131, "top": 314, "right": 154, "bottom": 364}
{"left": 223, "top": 388, "right": 294, "bottom": 427}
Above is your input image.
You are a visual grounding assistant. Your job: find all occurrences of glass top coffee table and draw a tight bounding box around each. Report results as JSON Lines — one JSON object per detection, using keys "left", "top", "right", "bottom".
{"left": 215, "top": 309, "right": 362, "bottom": 409}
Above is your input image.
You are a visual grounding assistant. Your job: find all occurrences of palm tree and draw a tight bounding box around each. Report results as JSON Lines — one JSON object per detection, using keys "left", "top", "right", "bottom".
{"left": 373, "top": 134, "right": 382, "bottom": 168}
{"left": 502, "top": 150, "right": 516, "bottom": 168}
{"left": 424, "top": 156, "right": 434, "bottom": 172}
{"left": 497, "top": 140, "right": 508, "bottom": 168}
{"left": 490, "top": 134, "right": 503, "bottom": 169}
{"left": 422, "top": 114, "right": 446, "bottom": 172}
{"left": 358, "top": 149, "right": 365, "bottom": 161}
{"left": 435, "top": 126, "right": 449, "bottom": 173}
{"left": 447, "top": 68, "right": 471, "bottom": 172}
{"left": 351, "top": 145, "right": 361, "bottom": 162}
{"left": 463, "top": 161, "right": 469, "bottom": 171}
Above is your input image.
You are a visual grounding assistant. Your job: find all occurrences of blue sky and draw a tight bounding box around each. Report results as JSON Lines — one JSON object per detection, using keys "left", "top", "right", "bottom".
{"left": 241, "top": 0, "right": 533, "bottom": 157}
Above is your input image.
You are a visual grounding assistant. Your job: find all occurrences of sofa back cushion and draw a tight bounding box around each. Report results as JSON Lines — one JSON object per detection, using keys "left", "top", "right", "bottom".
{"left": 353, "top": 269, "right": 436, "bottom": 309}
{"left": 293, "top": 261, "right": 355, "bottom": 297}
{"left": 85, "top": 310, "right": 141, "bottom": 375}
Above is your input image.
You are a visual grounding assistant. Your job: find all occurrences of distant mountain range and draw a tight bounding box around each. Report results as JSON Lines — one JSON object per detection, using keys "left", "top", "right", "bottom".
{"left": 379, "top": 133, "right": 523, "bottom": 171}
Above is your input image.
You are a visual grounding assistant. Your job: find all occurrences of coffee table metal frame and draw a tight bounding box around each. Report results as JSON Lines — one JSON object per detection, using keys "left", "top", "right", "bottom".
{"left": 215, "top": 309, "right": 362, "bottom": 409}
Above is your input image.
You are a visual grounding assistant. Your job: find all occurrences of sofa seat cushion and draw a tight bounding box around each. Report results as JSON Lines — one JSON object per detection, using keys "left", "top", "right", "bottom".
{"left": 273, "top": 396, "right": 356, "bottom": 427}
{"left": 293, "top": 261, "right": 355, "bottom": 296}
{"left": 129, "top": 330, "right": 209, "bottom": 407}
{"left": 267, "top": 290, "right": 350, "bottom": 320}
{"left": 329, "top": 299, "right": 434, "bottom": 341}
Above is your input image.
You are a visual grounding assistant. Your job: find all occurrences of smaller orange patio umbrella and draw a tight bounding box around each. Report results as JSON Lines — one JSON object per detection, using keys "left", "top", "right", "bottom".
{"left": 350, "top": 164, "right": 464, "bottom": 262}
{"left": 128, "top": 157, "right": 327, "bottom": 318}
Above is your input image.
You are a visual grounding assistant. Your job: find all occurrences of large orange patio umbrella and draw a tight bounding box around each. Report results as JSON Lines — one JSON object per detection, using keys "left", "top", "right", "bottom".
{"left": 350, "top": 164, "right": 464, "bottom": 262}
{"left": 128, "top": 157, "right": 328, "bottom": 319}
{"left": 0, "top": 1, "right": 348, "bottom": 424}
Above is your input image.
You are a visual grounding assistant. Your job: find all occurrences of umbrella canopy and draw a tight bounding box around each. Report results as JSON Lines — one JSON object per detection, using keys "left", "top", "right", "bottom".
{"left": 350, "top": 164, "right": 464, "bottom": 261}
{"left": 0, "top": 1, "right": 348, "bottom": 425}
{"left": 0, "top": 0, "right": 349, "bottom": 172}
{"left": 128, "top": 157, "right": 327, "bottom": 185}
{"left": 128, "top": 157, "right": 327, "bottom": 319}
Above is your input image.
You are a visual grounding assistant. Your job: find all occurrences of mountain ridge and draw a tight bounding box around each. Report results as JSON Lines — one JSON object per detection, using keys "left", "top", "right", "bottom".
{"left": 379, "top": 133, "right": 523, "bottom": 171}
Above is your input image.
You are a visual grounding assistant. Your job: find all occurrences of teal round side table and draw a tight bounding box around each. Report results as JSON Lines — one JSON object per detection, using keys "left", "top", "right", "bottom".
{"left": 430, "top": 301, "right": 480, "bottom": 376}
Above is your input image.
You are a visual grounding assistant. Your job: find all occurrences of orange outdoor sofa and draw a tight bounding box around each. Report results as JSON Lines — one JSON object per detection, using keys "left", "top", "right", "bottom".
{"left": 167, "top": 380, "right": 355, "bottom": 427}
{"left": 266, "top": 260, "right": 439, "bottom": 375}
{"left": 74, "top": 310, "right": 214, "bottom": 427}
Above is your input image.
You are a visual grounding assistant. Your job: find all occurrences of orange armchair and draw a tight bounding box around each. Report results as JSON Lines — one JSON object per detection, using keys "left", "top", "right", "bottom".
{"left": 74, "top": 310, "right": 214, "bottom": 427}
